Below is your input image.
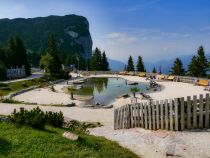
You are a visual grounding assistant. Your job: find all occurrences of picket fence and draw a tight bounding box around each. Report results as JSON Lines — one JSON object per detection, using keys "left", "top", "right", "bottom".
{"left": 114, "top": 93, "right": 210, "bottom": 131}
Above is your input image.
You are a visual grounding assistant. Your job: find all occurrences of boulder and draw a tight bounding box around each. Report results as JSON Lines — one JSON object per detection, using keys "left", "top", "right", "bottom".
{"left": 63, "top": 131, "right": 79, "bottom": 141}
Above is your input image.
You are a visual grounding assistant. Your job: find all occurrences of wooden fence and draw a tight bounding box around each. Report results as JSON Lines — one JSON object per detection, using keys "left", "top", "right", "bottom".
{"left": 114, "top": 93, "right": 210, "bottom": 131}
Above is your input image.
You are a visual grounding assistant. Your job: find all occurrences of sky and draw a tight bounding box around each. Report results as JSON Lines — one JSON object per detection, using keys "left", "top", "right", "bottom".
{"left": 0, "top": 0, "right": 210, "bottom": 62}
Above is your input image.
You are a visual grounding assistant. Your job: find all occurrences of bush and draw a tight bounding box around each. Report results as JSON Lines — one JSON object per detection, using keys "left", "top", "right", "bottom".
{"left": 9, "top": 107, "right": 64, "bottom": 130}
{"left": 45, "top": 111, "right": 64, "bottom": 127}
{"left": 9, "top": 107, "right": 46, "bottom": 130}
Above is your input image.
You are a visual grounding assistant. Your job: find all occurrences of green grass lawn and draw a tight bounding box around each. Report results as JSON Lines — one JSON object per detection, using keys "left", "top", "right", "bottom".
{"left": 0, "top": 122, "right": 138, "bottom": 158}
{"left": 0, "top": 78, "right": 48, "bottom": 96}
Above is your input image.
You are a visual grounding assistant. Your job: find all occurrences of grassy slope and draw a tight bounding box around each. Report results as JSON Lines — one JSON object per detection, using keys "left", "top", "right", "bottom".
{"left": 0, "top": 78, "right": 47, "bottom": 96}
{"left": 0, "top": 122, "right": 138, "bottom": 158}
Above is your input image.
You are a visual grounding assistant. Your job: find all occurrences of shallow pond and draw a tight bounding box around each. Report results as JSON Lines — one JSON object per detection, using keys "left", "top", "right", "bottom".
{"left": 75, "top": 77, "right": 151, "bottom": 105}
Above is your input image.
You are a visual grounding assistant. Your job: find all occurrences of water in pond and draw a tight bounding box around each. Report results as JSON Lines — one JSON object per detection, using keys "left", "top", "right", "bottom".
{"left": 79, "top": 77, "right": 150, "bottom": 105}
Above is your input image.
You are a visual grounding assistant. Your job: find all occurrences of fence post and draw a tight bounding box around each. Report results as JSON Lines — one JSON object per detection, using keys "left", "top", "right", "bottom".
{"left": 148, "top": 102, "right": 152, "bottom": 130}
{"left": 193, "top": 95, "right": 197, "bottom": 128}
{"left": 164, "top": 99, "right": 169, "bottom": 130}
{"left": 174, "top": 98, "right": 179, "bottom": 131}
{"left": 156, "top": 100, "right": 160, "bottom": 129}
{"left": 199, "top": 94, "right": 204, "bottom": 128}
{"left": 160, "top": 100, "right": 164, "bottom": 129}
{"left": 187, "top": 96, "right": 192, "bottom": 129}
{"left": 144, "top": 102, "right": 148, "bottom": 129}
{"left": 180, "top": 97, "right": 185, "bottom": 130}
{"left": 152, "top": 101, "right": 156, "bottom": 130}
{"left": 205, "top": 94, "right": 210, "bottom": 128}
{"left": 140, "top": 103, "right": 144, "bottom": 128}
{"left": 169, "top": 99, "right": 173, "bottom": 130}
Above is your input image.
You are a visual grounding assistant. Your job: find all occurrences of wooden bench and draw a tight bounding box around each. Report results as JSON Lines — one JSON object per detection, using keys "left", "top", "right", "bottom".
{"left": 198, "top": 79, "right": 209, "bottom": 86}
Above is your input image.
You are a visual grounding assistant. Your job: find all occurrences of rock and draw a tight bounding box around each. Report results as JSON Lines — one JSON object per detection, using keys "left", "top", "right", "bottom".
{"left": 63, "top": 131, "right": 79, "bottom": 141}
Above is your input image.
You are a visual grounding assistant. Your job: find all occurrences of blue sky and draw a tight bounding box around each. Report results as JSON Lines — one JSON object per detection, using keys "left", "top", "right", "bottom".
{"left": 0, "top": 0, "right": 210, "bottom": 62}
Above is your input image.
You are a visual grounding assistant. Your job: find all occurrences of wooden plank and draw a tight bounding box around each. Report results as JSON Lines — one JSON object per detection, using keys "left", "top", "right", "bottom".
{"left": 174, "top": 98, "right": 179, "bottom": 131}
{"left": 114, "top": 109, "right": 117, "bottom": 129}
{"left": 140, "top": 103, "right": 144, "bottom": 127}
{"left": 187, "top": 96, "right": 192, "bottom": 129}
{"left": 133, "top": 104, "right": 137, "bottom": 127}
{"left": 144, "top": 103, "right": 148, "bottom": 129}
{"left": 148, "top": 102, "right": 152, "bottom": 130}
{"left": 169, "top": 99, "right": 173, "bottom": 130}
{"left": 193, "top": 95, "right": 197, "bottom": 128}
{"left": 128, "top": 105, "right": 131, "bottom": 128}
{"left": 130, "top": 105, "right": 134, "bottom": 128}
{"left": 156, "top": 101, "right": 160, "bottom": 129}
{"left": 205, "top": 94, "right": 210, "bottom": 128}
{"left": 152, "top": 101, "right": 156, "bottom": 130}
{"left": 137, "top": 104, "right": 141, "bottom": 127}
{"left": 164, "top": 99, "right": 169, "bottom": 130}
{"left": 199, "top": 94, "right": 204, "bottom": 128}
{"left": 180, "top": 97, "right": 185, "bottom": 130}
{"left": 160, "top": 100, "right": 164, "bottom": 129}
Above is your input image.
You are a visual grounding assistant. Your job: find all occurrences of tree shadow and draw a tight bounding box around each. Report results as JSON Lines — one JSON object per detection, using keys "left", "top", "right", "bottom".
{"left": 0, "top": 138, "right": 11, "bottom": 156}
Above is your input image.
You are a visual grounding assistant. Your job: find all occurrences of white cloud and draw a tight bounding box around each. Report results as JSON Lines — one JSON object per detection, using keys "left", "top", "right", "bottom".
{"left": 104, "top": 32, "right": 137, "bottom": 44}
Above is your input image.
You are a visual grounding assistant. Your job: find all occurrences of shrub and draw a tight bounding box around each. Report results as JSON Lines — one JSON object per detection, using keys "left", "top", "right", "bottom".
{"left": 9, "top": 107, "right": 64, "bottom": 130}
{"left": 45, "top": 111, "right": 64, "bottom": 127}
{"left": 9, "top": 107, "right": 46, "bottom": 130}
{"left": 1, "top": 98, "right": 22, "bottom": 104}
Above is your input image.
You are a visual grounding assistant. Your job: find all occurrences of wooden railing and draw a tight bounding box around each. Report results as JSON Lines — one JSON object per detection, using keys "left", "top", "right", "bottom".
{"left": 114, "top": 93, "right": 210, "bottom": 131}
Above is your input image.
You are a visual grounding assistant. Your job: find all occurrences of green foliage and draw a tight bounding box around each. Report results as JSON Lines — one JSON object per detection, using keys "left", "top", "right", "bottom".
{"left": 127, "top": 56, "right": 134, "bottom": 71}
{"left": 188, "top": 46, "right": 208, "bottom": 77}
{"left": 40, "top": 53, "right": 54, "bottom": 73}
{"left": 0, "top": 98, "right": 22, "bottom": 104}
{"left": 45, "top": 111, "right": 64, "bottom": 128}
{"left": 130, "top": 87, "right": 140, "bottom": 97}
{"left": 9, "top": 107, "right": 46, "bottom": 130}
{"left": 9, "top": 107, "right": 64, "bottom": 130}
{"left": 171, "top": 58, "right": 185, "bottom": 75}
{"left": 90, "top": 47, "right": 109, "bottom": 71}
{"left": 152, "top": 67, "right": 157, "bottom": 73}
{"left": 0, "top": 122, "right": 139, "bottom": 158}
{"left": 0, "top": 78, "right": 48, "bottom": 96}
{"left": 136, "top": 56, "right": 146, "bottom": 72}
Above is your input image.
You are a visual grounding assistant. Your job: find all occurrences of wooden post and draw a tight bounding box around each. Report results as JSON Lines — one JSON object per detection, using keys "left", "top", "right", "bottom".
{"left": 144, "top": 103, "right": 148, "bottom": 129}
{"left": 169, "top": 99, "right": 173, "bottom": 130}
{"left": 180, "top": 97, "right": 185, "bottom": 130}
{"left": 137, "top": 104, "right": 140, "bottom": 127}
{"left": 156, "top": 101, "right": 160, "bottom": 129}
{"left": 164, "top": 99, "right": 169, "bottom": 130}
{"left": 193, "top": 95, "right": 197, "bottom": 128}
{"left": 152, "top": 101, "right": 156, "bottom": 130}
{"left": 140, "top": 103, "right": 144, "bottom": 128}
{"left": 205, "top": 94, "right": 210, "bottom": 128}
{"left": 187, "top": 96, "right": 191, "bottom": 129}
{"left": 148, "top": 103, "right": 152, "bottom": 130}
{"left": 199, "top": 94, "right": 204, "bottom": 128}
{"left": 160, "top": 100, "right": 164, "bottom": 129}
{"left": 174, "top": 98, "right": 179, "bottom": 131}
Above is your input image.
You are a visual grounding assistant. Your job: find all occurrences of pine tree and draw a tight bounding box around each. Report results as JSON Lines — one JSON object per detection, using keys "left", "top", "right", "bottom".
{"left": 196, "top": 46, "right": 208, "bottom": 77}
{"left": 136, "top": 56, "right": 146, "bottom": 72}
{"left": 101, "top": 52, "right": 109, "bottom": 71}
{"left": 188, "top": 56, "right": 198, "bottom": 77}
{"left": 47, "top": 34, "right": 62, "bottom": 76}
{"left": 8, "top": 36, "right": 16, "bottom": 67}
{"left": 90, "top": 47, "right": 103, "bottom": 71}
{"left": 171, "top": 58, "right": 185, "bottom": 75}
{"left": 152, "top": 67, "right": 157, "bottom": 73}
{"left": 127, "top": 56, "right": 134, "bottom": 71}
{"left": 15, "top": 36, "right": 31, "bottom": 76}
{"left": 188, "top": 46, "right": 208, "bottom": 77}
